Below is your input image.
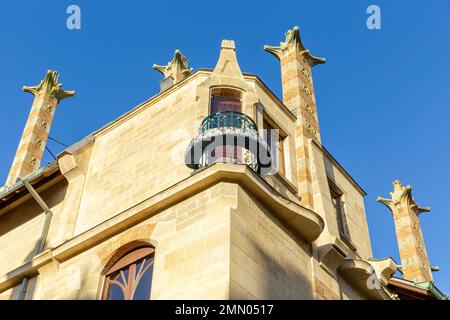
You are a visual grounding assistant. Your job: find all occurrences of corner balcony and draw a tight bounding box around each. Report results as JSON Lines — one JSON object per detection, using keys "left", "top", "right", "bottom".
{"left": 184, "top": 110, "right": 271, "bottom": 172}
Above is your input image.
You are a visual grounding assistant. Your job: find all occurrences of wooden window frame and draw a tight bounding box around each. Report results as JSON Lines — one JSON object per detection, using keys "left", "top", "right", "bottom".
{"left": 263, "top": 117, "right": 287, "bottom": 177}
{"left": 102, "top": 246, "right": 155, "bottom": 300}
{"left": 328, "top": 179, "right": 353, "bottom": 247}
{"left": 209, "top": 87, "right": 243, "bottom": 115}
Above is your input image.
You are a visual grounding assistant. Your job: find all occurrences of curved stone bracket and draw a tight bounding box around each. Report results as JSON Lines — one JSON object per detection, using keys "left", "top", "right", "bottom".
{"left": 318, "top": 237, "right": 350, "bottom": 276}
{"left": 338, "top": 259, "right": 392, "bottom": 300}
{"left": 368, "top": 257, "right": 399, "bottom": 286}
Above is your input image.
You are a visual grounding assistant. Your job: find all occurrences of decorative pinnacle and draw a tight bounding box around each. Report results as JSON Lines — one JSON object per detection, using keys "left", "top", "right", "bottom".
{"left": 23, "top": 70, "right": 76, "bottom": 102}
{"left": 264, "top": 26, "right": 326, "bottom": 67}
{"left": 153, "top": 50, "right": 192, "bottom": 83}
{"left": 377, "top": 180, "right": 430, "bottom": 214}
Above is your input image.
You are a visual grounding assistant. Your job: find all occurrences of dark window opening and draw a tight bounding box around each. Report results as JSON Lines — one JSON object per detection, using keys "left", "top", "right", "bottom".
{"left": 263, "top": 118, "right": 286, "bottom": 177}
{"left": 328, "top": 180, "right": 352, "bottom": 243}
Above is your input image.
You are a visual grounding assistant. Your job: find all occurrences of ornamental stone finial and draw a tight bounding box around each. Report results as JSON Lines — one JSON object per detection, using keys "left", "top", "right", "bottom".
{"left": 264, "top": 26, "right": 325, "bottom": 66}
{"left": 153, "top": 50, "right": 192, "bottom": 85}
{"left": 377, "top": 180, "right": 430, "bottom": 214}
{"left": 212, "top": 40, "right": 243, "bottom": 77}
{"left": 23, "top": 70, "right": 76, "bottom": 102}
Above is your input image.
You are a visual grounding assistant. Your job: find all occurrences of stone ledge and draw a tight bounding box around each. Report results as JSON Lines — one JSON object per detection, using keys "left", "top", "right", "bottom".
{"left": 0, "top": 163, "right": 324, "bottom": 292}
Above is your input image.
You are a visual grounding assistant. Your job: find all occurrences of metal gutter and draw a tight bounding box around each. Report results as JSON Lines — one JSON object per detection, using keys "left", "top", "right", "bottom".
{"left": 389, "top": 277, "right": 448, "bottom": 300}
{"left": 22, "top": 179, "right": 53, "bottom": 256}
{"left": 416, "top": 281, "right": 448, "bottom": 300}
{"left": 13, "top": 177, "right": 54, "bottom": 300}
{"left": 0, "top": 162, "right": 59, "bottom": 203}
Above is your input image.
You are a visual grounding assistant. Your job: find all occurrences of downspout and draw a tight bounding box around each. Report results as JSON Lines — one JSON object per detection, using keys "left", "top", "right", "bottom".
{"left": 14, "top": 178, "right": 54, "bottom": 300}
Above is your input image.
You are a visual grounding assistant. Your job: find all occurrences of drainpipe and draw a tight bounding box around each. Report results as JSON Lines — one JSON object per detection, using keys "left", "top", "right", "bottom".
{"left": 14, "top": 178, "right": 54, "bottom": 300}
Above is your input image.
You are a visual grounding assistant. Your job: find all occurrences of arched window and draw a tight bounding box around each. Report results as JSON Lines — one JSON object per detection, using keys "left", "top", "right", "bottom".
{"left": 102, "top": 246, "right": 155, "bottom": 300}
{"left": 210, "top": 87, "right": 242, "bottom": 114}
{"left": 209, "top": 87, "right": 243, "bottom": 162}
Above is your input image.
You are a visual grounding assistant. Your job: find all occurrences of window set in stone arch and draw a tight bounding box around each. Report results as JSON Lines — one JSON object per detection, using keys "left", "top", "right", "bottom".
{"left": 102, "top": 246, "right": 155, "bottom": 300}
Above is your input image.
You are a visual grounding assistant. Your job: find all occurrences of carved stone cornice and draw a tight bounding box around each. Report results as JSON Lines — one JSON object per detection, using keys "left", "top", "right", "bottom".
{"left": 153, "top": 50, "right": 192, "bottom": 83}
{"left": 264, "top": 26, "right": 326, "bottom": 67}
{"left": 23, "top": 70, "right": 76, "bottom": 102}
{"left": 377, "top": 180, "right": 430, "bottom": 214}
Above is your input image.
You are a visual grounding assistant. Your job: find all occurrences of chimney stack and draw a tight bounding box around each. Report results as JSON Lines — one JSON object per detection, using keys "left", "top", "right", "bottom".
{"left": 5, "top": 70, "right": 75, "bottom": 186}
{"left": 377, "top": 180, "right": 434, "bottom": 283}
{"left": 264, "top": 26, "right": 325, "bottom": 208}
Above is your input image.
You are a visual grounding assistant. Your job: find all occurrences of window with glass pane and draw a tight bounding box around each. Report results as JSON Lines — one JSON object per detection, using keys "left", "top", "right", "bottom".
{"left": 263, "top": 119, "right": 286, "bottom": 176}
{"left": 211, "top": 96, "right": 242, "bottom": 114}
{"left": 328, "top": 181, "right": 351, "bottom": 241}
{"left": 102, "top": 246, "right": 154, "bottom": 300}
{"left": 210, "top": 88, "right": 242, "bottom": 114}
{"left": 209, "top": 89, "right": 243, "bottom": 162}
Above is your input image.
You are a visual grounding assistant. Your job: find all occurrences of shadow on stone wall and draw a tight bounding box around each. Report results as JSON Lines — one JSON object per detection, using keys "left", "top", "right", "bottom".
{"left": 1, "top": 179, "right": 68, "bottom": 299}
{"left": 230, "top": 199, "right": 314, "bottom": 299}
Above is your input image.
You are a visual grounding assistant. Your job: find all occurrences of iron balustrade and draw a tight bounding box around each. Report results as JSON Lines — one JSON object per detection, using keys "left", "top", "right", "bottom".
{"left": 200, "top": 110, "right": 257, "bottom": 134}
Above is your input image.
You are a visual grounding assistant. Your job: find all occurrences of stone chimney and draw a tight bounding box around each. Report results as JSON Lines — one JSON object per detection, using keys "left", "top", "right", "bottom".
{"left": 153, "top": 50, "right": 192, "bottom": 91}
{"left": 377, "top": 180, "right": 433, "bottom": 283}
{"left": 264, "top": 26, "right": 325, "bottom": 207}
{"left": 5, "top": 70, "right": 75, "bottom": 186}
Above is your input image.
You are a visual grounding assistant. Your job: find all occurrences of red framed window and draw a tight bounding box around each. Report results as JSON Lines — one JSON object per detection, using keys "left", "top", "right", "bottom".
{"left": 211, "top": 96, "right": 241, "bottom": 114}
{"left": 209, "top": 92, "right": 242, "bottom": 162}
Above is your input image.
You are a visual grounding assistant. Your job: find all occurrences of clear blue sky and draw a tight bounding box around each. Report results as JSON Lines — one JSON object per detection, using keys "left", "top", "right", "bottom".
{"left": 0, "top": 0, "right": 449, "bottom": 294}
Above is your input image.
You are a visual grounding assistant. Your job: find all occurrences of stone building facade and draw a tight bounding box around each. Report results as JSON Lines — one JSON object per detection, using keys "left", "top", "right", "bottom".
{"left": 0, "top": 27, "right": 445, "bottom": 300}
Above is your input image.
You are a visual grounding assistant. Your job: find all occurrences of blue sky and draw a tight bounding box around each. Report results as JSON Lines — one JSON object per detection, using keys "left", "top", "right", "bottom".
{"left": 0, "top": 0, "right": 449, "bottom": 294}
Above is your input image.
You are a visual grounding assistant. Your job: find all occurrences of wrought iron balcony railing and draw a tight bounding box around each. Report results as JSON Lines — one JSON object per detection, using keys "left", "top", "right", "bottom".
{"left": 185, "top": 110, "right": 271, "bottom": 172}
{"left": 200, "top": 110, "right": 258, "bottom": 134}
